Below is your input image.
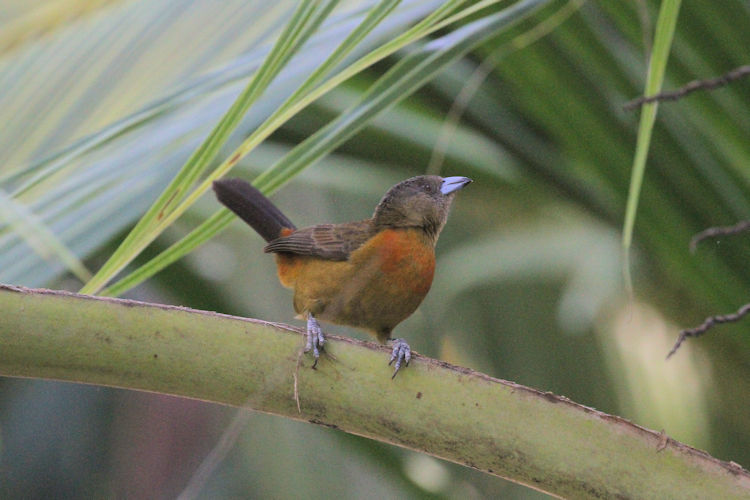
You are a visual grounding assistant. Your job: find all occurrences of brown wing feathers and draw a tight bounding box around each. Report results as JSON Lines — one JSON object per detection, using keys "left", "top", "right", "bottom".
{"left": 264, "top": 221, "right": 374, "bottom": 261}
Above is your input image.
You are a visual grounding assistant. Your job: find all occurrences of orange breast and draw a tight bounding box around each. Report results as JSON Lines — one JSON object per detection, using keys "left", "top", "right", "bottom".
{"left": 373, "top": 229, "right": 435, "bottom": 295}
{"left": 272, "top": 227, "right": 436, "bottom": 341}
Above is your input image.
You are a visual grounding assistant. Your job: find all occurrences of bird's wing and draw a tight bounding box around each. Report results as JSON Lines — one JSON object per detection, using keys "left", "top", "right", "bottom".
{"left": 263, "top": 220, "right": 375, "bottom": 261}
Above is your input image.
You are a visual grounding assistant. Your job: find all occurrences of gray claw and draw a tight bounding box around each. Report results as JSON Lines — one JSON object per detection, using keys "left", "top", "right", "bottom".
{"left": 306, "top": 313, "right": 325, "bottom": 368}
{"left": 388, "top": 338, "right": 411, "bottom": 378}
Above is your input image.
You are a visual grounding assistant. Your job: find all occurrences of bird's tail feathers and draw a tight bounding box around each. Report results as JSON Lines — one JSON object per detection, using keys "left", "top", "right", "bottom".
{"left": 212, "top": 178, "right": 296, "bottom": 242}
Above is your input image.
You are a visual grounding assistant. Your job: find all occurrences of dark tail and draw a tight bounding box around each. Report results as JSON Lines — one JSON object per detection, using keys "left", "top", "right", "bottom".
{"left": 212, "top": 178, "right": 296, "bottom": 242}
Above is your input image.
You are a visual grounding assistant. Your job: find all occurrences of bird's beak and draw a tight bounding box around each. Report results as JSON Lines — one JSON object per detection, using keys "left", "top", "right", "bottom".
{"left": 440, "top": 176, "right": 472, "bottom": 195}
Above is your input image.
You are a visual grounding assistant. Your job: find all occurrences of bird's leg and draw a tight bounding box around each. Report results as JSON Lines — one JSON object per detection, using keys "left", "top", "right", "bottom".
{"left": 388, "top": 338, "right": 411, "bottom": 378}
{"left": 305, "top": 313, "right": 325, "bottom": 368}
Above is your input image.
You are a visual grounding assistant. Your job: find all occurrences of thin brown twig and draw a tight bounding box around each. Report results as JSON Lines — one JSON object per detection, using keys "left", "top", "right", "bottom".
{"left": 667, "top": 302, "right": 750, "bottom": 359}
{"left": 624, "top": 65, "right": 750, "bottom": 111}
{"left": 690, "top": 220, "right": 750, "bottom": 253}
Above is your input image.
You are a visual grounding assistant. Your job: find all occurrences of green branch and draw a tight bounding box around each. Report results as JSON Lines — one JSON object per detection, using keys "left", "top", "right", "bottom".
{"left": 0, "top": 284, "right": 747, "bottom": 498}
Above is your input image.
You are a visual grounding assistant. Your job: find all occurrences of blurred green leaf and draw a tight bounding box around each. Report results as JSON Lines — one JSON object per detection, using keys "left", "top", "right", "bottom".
{"left": 102, "top": 0, "right": 550, "bottom": 296}
{"left": 79, "top": 0, "right": 341, "bottom": 294}
{"left": 622, "top": 0, "right": 682, "bottom": 291}
{"left": 0, "top": 189, "right": 91, "bottom": 281}
{"left": 0, "top": 0, "right": 446, "bottom": 286}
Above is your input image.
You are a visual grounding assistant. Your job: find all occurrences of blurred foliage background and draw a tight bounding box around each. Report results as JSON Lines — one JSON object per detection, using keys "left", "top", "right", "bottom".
{"left": 1, "top": 0, "right": 749, "bottom": 498}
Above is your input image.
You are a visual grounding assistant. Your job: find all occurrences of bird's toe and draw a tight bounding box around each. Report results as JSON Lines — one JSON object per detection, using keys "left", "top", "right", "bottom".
{"left": 388, "top": 338, "right": 411, "bottom": 378}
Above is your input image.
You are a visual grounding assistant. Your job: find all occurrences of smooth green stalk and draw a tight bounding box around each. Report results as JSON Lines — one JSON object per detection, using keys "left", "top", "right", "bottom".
{"left": 1, "top": 284, "right": 748, "bottom": 499}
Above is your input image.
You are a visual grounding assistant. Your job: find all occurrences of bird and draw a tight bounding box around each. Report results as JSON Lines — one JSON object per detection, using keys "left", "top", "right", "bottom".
{"left": 212, "top": 175, "right": 471, "bottom": 377}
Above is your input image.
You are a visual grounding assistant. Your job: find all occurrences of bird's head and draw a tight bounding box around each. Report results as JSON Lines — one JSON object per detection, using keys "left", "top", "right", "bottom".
{"left": 373, "top": 175, "right": 472, "bottom": 241}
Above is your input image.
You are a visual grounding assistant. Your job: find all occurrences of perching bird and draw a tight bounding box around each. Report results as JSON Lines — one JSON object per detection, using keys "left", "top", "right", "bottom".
{"left": 213, "top": 175, "right": 471, "bottom": 377}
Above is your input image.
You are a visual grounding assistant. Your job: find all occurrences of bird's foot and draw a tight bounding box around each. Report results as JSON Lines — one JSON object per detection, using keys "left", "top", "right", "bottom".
{"left": 305, "top": 313, "right": 325, "bottom": 368}
{"left": 388, "top": 338, "right": 411, "bottom": 379}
